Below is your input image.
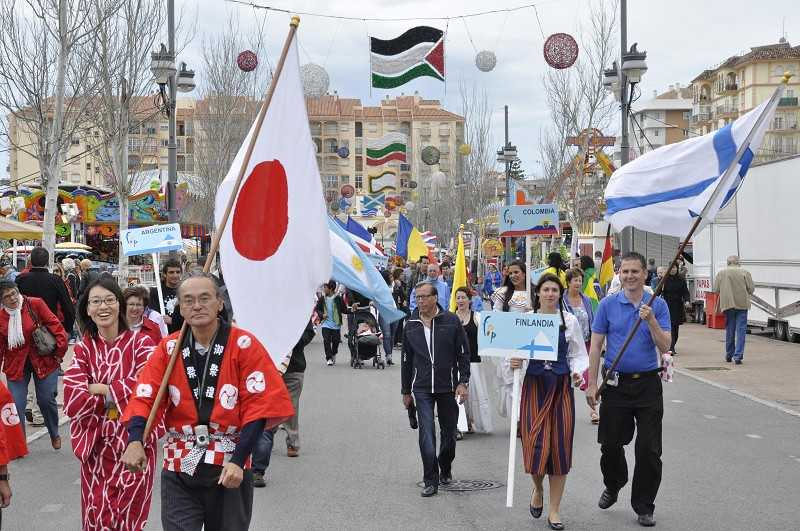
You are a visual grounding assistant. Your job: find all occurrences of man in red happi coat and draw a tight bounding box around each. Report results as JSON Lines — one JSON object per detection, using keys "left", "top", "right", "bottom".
{"left": 122, "top": 272, "right": 294, "bottom": 530}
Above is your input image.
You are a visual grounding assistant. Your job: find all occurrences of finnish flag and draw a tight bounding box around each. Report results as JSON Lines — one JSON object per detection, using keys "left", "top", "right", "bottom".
{"left": 604, "top": 85, "right": 785, "bottom": 238}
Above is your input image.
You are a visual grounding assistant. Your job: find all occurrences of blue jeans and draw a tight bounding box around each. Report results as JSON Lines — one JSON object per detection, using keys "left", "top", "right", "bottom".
{"left": 413, "top": 392, "right": 458, "bottom": 487}
{"left": 252, "top": 428, "right": 276, "bottom": 473}
{"left": 379, "top": 314, "right": 392, "bottom": 361}
{"left": 7, "top": 363, "right": 60, "bottom": 439}
{"left": 724, "top": 309, "right": 748, "bottom": 361}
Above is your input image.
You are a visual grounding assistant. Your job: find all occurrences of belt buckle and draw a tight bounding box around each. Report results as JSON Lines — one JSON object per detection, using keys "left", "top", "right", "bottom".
{"left": 631, "top": 372, "right": 641, "bottom": 379}
{"left": 194, "top": 424, "right": 209, "bottom": 448}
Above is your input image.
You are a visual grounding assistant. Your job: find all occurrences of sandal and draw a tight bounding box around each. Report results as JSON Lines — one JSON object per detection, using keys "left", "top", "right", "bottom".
{"left": 590, "top": 410, "right": 600, "bottom": 424}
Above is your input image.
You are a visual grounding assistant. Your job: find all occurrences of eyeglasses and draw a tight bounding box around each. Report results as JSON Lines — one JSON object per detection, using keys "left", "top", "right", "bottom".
{"left": 180, "top": 295, "right": 216, "bottom": 307}
{"left": 88, "top": 296, "right": 119, "bottom": 308}
{"left": 416, "top": 293, "right": 437, "bottom": 299}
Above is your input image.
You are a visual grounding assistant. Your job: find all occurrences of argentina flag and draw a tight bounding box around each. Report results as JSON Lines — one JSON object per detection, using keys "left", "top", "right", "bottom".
{"left": 604, "top": 83, "right": 786, "bottom": 237}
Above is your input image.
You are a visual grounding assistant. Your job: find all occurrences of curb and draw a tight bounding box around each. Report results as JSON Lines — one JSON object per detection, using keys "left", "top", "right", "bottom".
{"left": 675, "top": 368, "right": 800, "bottom": 419}
{"left": 26, "top": 415, "right": 70, "bottom": 444}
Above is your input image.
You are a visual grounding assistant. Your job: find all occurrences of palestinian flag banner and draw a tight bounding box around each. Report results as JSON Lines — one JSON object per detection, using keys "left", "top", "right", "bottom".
{"left": 370, "top": 26, "right": 445, "bottom": 89}
{"left": 366, "top": 132, "right": 407, "bottom": 166}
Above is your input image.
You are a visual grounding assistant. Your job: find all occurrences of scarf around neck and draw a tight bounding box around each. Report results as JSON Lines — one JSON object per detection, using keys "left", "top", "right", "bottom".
{"left": 4, "top": 304, "right": 25, "bottom": 350}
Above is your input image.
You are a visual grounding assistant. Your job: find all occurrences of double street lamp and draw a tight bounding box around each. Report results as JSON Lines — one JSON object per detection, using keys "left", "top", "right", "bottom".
{"left": 497, "top": 143, "right": 518, "bottom": 262}
{"left": 150, "top": 29, "right": 195, "bottom": 227}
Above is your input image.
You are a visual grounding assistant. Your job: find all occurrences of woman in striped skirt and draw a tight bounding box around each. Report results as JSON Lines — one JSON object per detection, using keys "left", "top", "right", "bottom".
{"left": 510, "top": 273, "right": 588, "bottom": 530}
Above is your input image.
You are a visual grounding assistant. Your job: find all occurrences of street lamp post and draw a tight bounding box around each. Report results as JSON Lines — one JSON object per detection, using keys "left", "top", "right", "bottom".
{"left": 150, "top": 0, "right": 195, "bottom": 229}
{"left": 496, "top": 105, "right": 518, "bottom": 264}
{"left": 602, "top": 0, "right": 647, "bottom": 254}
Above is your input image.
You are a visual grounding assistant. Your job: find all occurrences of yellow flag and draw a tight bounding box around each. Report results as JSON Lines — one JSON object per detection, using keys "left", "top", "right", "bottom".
{"left": 448, "top": 230, "right": 468, "bottom": 311}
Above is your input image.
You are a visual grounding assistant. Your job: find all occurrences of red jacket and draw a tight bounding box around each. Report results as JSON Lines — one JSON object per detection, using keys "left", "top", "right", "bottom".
{"left": 137, "top": 317, "right": 163, "bottom": 348}
{"left": 0, "top": 297, "right": 68, "bottom": 380}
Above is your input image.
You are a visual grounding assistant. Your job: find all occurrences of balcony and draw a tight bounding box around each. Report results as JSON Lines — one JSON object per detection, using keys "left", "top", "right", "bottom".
{"left": 778, "top": 97, "right": 799, "bottom": 107}
{"left": 721, "top": 83, "right": 738, "bottom": 93}
{"left": 716, "top": 105, "right": 738, "bottom": 118}
{"left": 691, "top": 114, "right": 710, "bottom": 124}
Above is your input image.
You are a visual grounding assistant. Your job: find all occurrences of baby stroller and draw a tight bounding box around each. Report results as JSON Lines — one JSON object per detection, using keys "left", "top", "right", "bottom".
{"left": 347, "top": 306, "right": 385, "bottom": 370}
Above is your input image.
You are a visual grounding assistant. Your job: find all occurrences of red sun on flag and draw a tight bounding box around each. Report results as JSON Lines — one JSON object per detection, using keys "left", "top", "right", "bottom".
{"left": 232, "top": 160, "right": 289, "bottom": 261}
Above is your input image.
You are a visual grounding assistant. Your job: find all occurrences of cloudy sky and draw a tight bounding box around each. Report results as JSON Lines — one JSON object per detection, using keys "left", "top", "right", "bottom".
{"left": 1, "top": 0, "right": 795, "bottom": 180}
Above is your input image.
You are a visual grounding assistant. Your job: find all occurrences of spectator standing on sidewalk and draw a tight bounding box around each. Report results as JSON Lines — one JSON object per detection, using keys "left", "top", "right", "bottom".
{"left": 77, "top": 259, "right": 99, "bottom": 301}
{"left": 713, "top": 256, "right": 754, "bottom": 364}
{"left": 661, "top": 265, "right": 690, "bottom": 355}
{"left": 148, "top": 258, "right": 183, "bottom": 334}
{"left": 315, "top": 281, "right": 349, "bottom": 366}
{"left": 401, "top": 281, "right": 470, "bottom": 497}
{"left": 252, "top": 320, "right": 315, "bottom": 487}
{"left": 0, "top": 257, "right": 17, "bottom": 282}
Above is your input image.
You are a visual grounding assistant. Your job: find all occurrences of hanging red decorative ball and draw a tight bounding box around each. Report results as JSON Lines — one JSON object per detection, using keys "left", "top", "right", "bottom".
{"left": 237, "top": 50, "right": 258, "bottom": 72}
{"left": 543, "top": 33, "right": 579, "bottom": 69}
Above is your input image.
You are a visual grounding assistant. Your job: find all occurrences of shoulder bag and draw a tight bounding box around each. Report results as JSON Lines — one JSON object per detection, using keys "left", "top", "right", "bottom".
{"left": 25, "top": 299, "right": 58, "bottom": 356}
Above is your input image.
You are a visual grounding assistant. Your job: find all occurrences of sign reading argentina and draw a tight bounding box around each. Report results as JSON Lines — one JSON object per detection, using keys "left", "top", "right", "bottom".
{"left": 121, "top": 223, "right": 183, "bottom": 257}
{"left": 498, "top": 204, "right": 559, "bottom": 237}
{"left": 478, "top": 311, "right": 559, "bottom": 361}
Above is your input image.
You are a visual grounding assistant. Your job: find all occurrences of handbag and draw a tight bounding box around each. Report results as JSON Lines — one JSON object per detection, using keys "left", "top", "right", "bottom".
{"left": 25, "top": 299, "right": 58, "bottom": 356}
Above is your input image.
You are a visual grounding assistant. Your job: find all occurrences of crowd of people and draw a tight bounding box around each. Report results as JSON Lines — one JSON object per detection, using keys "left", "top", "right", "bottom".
{"left": 0, "top": 242, "right": 759, "bottom": 530}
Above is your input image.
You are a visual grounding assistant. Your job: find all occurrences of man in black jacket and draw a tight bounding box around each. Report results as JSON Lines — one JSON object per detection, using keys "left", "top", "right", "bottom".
{"left": 401, "top": 281, "right": 470, "bottom": 497}
{"left": 16, "top": 247, "right": 75, "bottom": 333}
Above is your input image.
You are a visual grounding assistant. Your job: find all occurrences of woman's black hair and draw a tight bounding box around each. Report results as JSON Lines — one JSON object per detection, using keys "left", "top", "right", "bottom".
{"left": 547, "top": 252, "right": 566, "bottom": 272}
{"left": 499, "top": 260, "right": 534, "bottom": 312}
{"left": 77, "top": 276, "right": 128, "bottom": 338}
{"left": 533, "top": 273, "right": 567, "bottom": 332}
{"left": 579, "top": 255, "right": 595, "bottom": 272}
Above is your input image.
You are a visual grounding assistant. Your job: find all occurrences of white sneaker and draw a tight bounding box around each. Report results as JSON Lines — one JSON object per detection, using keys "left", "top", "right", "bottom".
{"left": 326, "top": 359, "right": 334, "bottom": 366}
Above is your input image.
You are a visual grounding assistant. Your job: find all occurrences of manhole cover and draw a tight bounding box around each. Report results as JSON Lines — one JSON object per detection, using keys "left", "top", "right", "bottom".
{"left": 416, "top": 479, "right": 503, "bottom": 492}
{"left": 686, "top": 366, "right": 731, "bottom": 371}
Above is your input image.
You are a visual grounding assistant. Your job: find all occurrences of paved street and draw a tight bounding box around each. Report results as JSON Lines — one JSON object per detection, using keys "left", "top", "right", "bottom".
{"left": 7, "top": 332, "right": 800, "bottom": 530}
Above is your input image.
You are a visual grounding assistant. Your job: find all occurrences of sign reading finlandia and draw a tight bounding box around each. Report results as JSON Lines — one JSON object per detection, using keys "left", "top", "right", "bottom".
{"left": 121, "top": 223, "right": 183, "bottom": 257}
{"left": 498, "top": 204, "right": 559, "bottom": 237}
{"left": 478, "top": 311, "right": 559, "bottom": 361}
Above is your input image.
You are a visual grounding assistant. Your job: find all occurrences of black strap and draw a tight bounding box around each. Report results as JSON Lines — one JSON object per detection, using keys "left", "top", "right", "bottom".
{"left": 24, "top": 298, "right": 40, "bottom": 326}
{"left": 180, "top": 321, "right": 231, "bottom": 425}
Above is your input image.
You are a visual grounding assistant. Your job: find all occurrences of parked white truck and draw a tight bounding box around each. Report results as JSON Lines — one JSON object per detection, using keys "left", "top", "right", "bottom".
{"left": 690, "top": 154, "right": 800, "bottom": 342}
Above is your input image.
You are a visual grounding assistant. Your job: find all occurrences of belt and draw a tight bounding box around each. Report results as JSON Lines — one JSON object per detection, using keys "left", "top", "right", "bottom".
{"left": 608, "top": 368, "right": 662, "bottom": 382}
{"left": 169, "top": 427, "right": 237, "bottom": 476}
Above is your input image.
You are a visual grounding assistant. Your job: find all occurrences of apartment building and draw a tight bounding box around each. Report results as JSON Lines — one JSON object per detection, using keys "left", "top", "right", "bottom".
{"left": 690, "top": 38, "right": 800, "bottom": 160}
{"left": 629, "top": 85, "right": 693, "bottom": 156}
{"left": 7, "top": 97, "right": 196, "bottom": 189}
{"left": 305, "top": 94, "right": 465, "bottom": 209}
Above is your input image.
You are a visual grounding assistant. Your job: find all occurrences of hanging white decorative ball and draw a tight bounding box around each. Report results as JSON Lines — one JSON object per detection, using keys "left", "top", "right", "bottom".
{"left": 431, "top": 171, "right": 447, "bottom": 188}
{"left": 405, "top": 201, "right": 415, "bottom": 211}
{"left": 300, "top": 63, "right": 330, "bottom": 97}
{"left": 475, "top": 50, "right": 497, "bottom": 72}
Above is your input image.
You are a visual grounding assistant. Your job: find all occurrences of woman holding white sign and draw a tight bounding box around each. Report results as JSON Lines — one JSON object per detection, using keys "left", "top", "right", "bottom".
{"left": 510, "top": 273, "right": 588, "bottom": 530}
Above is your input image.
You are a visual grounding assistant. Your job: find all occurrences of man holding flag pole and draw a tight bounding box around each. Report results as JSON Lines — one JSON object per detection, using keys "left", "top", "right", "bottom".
{"left": 585, "top": 74, "right": 791, "bottom": 528}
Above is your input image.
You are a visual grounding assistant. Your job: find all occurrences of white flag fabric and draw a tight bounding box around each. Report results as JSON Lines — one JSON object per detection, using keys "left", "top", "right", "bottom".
{"left": 215, "top": 34, "right": 331, "bottom": 365}
{"left": 604, "top": 89, "right": 783, "bottom": 237}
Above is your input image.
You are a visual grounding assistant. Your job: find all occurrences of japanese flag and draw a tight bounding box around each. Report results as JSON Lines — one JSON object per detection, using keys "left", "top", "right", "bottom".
{"left": 215, "top": 31, "right": 331, "bottom": 366}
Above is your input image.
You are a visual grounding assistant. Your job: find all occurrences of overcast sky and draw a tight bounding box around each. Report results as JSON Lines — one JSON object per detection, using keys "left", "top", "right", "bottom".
{"left": 1, "top": 0, "right": 795, "bottom": 181}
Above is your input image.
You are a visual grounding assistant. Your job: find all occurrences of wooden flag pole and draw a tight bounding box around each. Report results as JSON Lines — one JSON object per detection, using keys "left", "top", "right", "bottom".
{"left": 142, "top": 17, "right": 301, "bottom": 442}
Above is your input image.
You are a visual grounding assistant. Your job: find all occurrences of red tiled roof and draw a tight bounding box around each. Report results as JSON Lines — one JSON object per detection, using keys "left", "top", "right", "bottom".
{"left": 692, "top": 41, "right": 800, "bottom": 82}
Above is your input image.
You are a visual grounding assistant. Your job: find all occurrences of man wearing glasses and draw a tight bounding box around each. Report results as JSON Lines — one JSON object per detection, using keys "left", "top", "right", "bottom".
{"left": 401, "top": 281, "right": 470, "bottom": 497}
{"left": 122, "top": 272, "right": 294, "bottom": 530}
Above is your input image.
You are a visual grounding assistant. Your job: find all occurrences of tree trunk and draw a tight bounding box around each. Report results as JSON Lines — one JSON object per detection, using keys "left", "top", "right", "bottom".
{"left": 116, "top": 78, "right": 130, "bottom": 285}
{"left": 42, "top": 0, "right": 70, "bottom": 268}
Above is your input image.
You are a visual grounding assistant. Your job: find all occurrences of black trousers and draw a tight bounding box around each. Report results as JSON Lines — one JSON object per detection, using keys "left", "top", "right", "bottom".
{"left": 321, "top": 327, "right": 341, "bottom": 360}
{"left": 414, "top": 392, "right": 458, "bottom": 487}
{"left": 598, "top": 374, "right": 663, "bottom": 516}
{"left": 670, "top": 322, "right": 680, "bottom": 352}
{"left": 161, "top": 464, "right": 254, "bottom": 531}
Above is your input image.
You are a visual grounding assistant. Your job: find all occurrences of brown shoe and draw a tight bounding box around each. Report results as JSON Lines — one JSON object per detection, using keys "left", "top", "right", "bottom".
{"left": 287, "top": 447, "right": 299, "bottom": 458}
{"left": 51, "top": 436, "right": 62, "bottom": 450}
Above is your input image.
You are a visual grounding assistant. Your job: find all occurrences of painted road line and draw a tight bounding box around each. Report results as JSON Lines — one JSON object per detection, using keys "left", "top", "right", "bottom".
{"left": 745, "top": 434, "right": 763, "bottom": 439}
{"left": 674, "top": 368, "right": 800, "bottom": 419}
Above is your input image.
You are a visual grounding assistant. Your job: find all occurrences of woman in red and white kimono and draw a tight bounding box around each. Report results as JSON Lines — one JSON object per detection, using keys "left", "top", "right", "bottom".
{"left": 64, "top": 276, "right": 161, "bottom": 531}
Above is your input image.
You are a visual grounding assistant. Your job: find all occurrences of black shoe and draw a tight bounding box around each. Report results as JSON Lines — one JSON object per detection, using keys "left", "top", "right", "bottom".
{"left": 548, "top": 518, "right": 565, "bottom": 530}
{"left": 735, "top": 359, "right": 742, "bottom": 365}
{"left": 598, "top": 488, "right": 618, "bottom": 509}
{"left": 420, "top": 485, "right": 437, "bottom": 497}
{"left": 725, "top": 356, "right": 732, "bottom": 362}
{"left": 386, "top": 359, "right": 394, "bottom": 366}
{"left": 455, "top": 430, "right": 463, "bottom": 441}
{"left": 440, "top": 475, "right": 452, "bottom": 485}
{"left": 637, "top": 513, "right": 656, "bottom": 527}
{"left": 252, "top": 471, "right": 266, "bottom": 488}
{"left": 529, "top": 505, "right": 543, "bottom": 519}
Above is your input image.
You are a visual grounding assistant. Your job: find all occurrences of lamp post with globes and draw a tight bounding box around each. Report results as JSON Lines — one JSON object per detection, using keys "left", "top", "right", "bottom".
{"left": 602, "top": 0, "right": 647, "bottom": 253}
{"left": 150, "top": 0, "right": 196, "bottom": 227}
